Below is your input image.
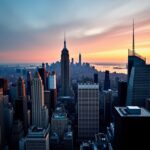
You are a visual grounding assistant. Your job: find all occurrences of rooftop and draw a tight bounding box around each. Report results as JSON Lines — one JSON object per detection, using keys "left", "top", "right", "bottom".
{"left": 115, "top": 106, "right": 150, "bottom": 117}
{"left": 78, "top": 83, "right": 99, "bottom": 89}
{"left": 128, "top": 49, "right": 146, "bottom": 62}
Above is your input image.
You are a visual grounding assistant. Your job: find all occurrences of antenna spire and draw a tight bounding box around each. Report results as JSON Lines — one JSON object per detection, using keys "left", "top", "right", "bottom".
{"left": 64, "top": 32, "right": 66, "bottom": 48}
{"left": 132, "top": 19, "right": 135, "bottom": 54}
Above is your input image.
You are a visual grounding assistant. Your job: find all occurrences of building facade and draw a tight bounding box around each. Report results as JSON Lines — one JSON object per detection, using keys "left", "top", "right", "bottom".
{"left": 78, "top": 84, "right": 99, "bottom": 140}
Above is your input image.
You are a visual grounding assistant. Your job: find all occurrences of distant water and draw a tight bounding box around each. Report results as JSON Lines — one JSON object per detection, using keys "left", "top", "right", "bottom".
{"left": 91, "top": 63, "right": 127, "bottom": 74}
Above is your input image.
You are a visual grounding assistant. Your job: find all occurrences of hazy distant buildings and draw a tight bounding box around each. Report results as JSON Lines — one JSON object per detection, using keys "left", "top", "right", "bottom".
{"left": 31, "top": 72, "right": 48, "bottom": 128}
{"left": 78, "top": 84, "right": 99, "bottom": 140}
{"left": 114, "top": 106, "right": 150, "bottom": 150}
{"left": 71, "top": 58, "right": 74, "bottom": 65}
{"left": 104, "top": 70, "right": 110, "bottom": 90}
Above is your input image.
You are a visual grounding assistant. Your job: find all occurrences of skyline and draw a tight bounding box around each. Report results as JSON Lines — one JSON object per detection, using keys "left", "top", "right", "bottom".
{"left": 0, "top": 0, "right": 150, "bottom": 64}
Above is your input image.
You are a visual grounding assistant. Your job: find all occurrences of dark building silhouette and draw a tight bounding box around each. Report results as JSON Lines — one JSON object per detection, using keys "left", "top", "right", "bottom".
{"left": 0, "top": 78, "right": 8, "bottom": 95}
{"left": 114, "top": 106, "right": 150, "bottom": 150}
{"left": 118, "top": 81, "right": 127, "bottom": 106}
{"left": 26, "top": 71, "right": 32, "bottom": 98}
{"left": 79, "top": 53, "right": 82, "bottom": 65}
{"left": 0, "top": 95, "right": 4, "bottom": 149}
{"left": 103, "top": 90, "right": 113, "bottom": 129}
{"left": 71, "top": 58, "right": 74, "bottom": 65}
{"left": 104, "top": 70, "right": 110, "bottom": 90}
{"left": 60, "top": 38, "right": 72, "bottom": 97}
{"left": 38, "top": 64, "right": 47, "bottom": 90}
{"left": 10, "top": 120, "right": 24, "bottom": 150}
{"left": 94, "top": 73, "right": 98, "bottom": 83}
{"left": 15, "top": 77, "right": 28, "bottom": 133}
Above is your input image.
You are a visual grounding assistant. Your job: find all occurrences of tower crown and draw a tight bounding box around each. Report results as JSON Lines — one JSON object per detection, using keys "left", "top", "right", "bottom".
{"left": 62, "top": 35, "right": 69, "bottom": 53}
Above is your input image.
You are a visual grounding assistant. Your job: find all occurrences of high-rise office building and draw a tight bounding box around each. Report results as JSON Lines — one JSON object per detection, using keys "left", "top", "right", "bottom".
{"left": 126, "top": 21, "right": 150, "bottom": 107}
{"left": 60, "top": 38, "right": 72, "bottom": 97}
{"left": 27, "top": 71, "right": 32, "bottom": 98}
{"left": 17, "top": 77, "right": 26, "bottom": 98}
{"left": 10, "top": 120, "right": 24, "bottom": 150}
{"left": 78, "top": 84, "right": 99, "bottom": 140}
{"left": 118, "top": 81, "right": 127, "bottom": 106}
{"left": 44, "top": 90, "right": 51, "bottom": 121}
{"left": 79, "top": 53, "right": 82, "bottom": 65}
{"left": 103, "top": 90, "right": 113, "bottom": 128}
{"left": 38, "top": 64, "right": 47, "bottom": 90}
{"left": 48, "top": 71, "right": 57, "bottom": 110}
{"left": 51, "top": 105, "right": 68, "bottom": 138}
{"left": 20, "top": 126, "right": 50, "bottom": 150}
{"left": 0, "top": 78, "right": 8, "bottom": 95}
{"left": 114, "top": 106, "right": 150, "bottom": 150}
{"left": 127, "top": 20, "right": 145, "bottom": 81}
{"left": 15, "top": 77, "right": 28, "bottom": 133}
{"left": 31, "top": 72, "right": 48, "bottom": 128}
{"left": 104, "top": 70, "right": 110, "bottom": 90}
{"left": 0, "top": 95, "right": 4, "bottom": 149}
{"left": 94, "top": 73, "right": 98, "bottom": 83}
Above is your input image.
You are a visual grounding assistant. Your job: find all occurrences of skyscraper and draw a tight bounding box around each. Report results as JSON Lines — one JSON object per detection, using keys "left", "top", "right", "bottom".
{"left": 38, "top": 64, "right": 47, "bottom": 90}
{"left": 94, "top": 73, "right": 98, "bottom": 83}
{"left": 126, "top": 21, "right": 150, "bottom": 107}
{"left": 17, "top": 77, "right": 26, "bottom": 98}
{"left": 118, "top": 81, "right": 127, "bottom": 106}
{"left": 114, "top": 106, "right": 150, "bottom": 150}
{"left": 31, "top": 72, "right": 48, "bottom": 128}
{"left": 48, "top": 71, "right": 57, "bottom": 110}
{"left": 127, "top": 20, "right": 145, "bottom": 81}
{"left": 60, "top": 37, "right": 72, "bottom": 97}
{"left": 27, "top": 71, "right": 32, "bottom": 98}
{"left": 78, "top": 84, "right": 99, "bottom": 140}
{"left": 104, "top": 70, "right": 110, "bottom": 90}
{"left": 0, "top": 78, "right": 8, "bottom": 95}
{"left": 15, "top": 77, "right": 28, "bottom": 133}
{"left": 20, "top": 126, "right": 50, "bottom": 150}
{"left": 51, "top": 105, "right": 68, "bottom": 138}
{"left": 79, "top": 53, "right": 82, "bottom": 65}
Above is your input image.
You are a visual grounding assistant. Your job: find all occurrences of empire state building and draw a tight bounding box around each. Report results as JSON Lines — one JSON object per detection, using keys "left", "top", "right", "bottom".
{"left": 60, "top": 38, "right": 72, "bottom": 97}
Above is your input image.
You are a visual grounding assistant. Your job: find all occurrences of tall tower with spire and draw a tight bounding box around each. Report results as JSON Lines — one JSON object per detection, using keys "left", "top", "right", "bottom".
{"left": 128, "top": 20, "right": 136, "bottom": 80}
{"left": 60, "top": 36, "right": 71, "bottom": 96}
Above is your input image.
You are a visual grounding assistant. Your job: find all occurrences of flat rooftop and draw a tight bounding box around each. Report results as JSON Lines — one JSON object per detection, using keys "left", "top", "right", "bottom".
{"left": 78, "top": 83, "right": 99, "bottom": 89}
{"left": 115, "top": 106, "right": 150, "bottom": 117}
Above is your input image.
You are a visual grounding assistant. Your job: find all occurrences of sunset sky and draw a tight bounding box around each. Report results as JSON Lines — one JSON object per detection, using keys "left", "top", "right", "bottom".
{"left": 0, "top": 0, "right": 150, "bottom": 64}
